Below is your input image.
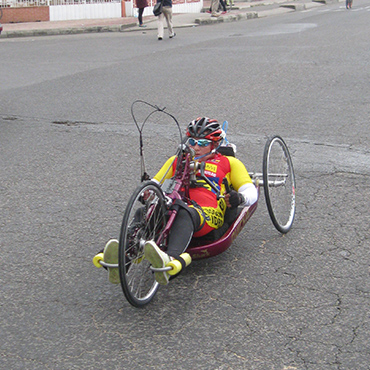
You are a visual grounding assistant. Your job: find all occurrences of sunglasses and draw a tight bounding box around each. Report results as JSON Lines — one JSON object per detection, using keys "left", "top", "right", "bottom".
{"left": 188, "top": 138, "right": 212, "bottom": 147}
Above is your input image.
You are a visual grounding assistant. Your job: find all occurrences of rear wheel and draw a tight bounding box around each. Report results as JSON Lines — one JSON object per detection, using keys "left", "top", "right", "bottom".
{"left": 119, "top": 181, "right": 168, "bottom": 307}
{"left": 263, "top": 136, "right": 296, "bottom": 234}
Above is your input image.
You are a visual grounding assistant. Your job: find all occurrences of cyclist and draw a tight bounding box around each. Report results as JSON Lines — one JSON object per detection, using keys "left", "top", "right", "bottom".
{"left": 98, "top": 117, "right": 258, "bottom": 286}
{"left": 145, "top": 117, "right": 257, "bottom": 285}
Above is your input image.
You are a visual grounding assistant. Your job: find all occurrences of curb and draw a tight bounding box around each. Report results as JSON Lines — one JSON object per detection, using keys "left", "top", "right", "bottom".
{"left": 195, "top": 11, "right": 258, "bottom": 25}
{"left": 2, "top": 22, "right": 139, "bottom": 38}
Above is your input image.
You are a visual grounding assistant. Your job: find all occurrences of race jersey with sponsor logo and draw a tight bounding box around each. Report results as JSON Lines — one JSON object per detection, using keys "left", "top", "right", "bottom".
{"left": 153, "top": 153, "right": 253, "bottom": 233}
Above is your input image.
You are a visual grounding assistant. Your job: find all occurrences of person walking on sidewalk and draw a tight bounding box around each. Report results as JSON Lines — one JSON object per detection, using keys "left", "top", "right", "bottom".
{"left": 136, "top": 0, "right": 148, "bottom": 27}
{"left": 210, "top": 0, "right": 221, "bottom": 17}
{"left": 207, "top": 0, "right": 227, "bottom": 15}
{"left": 225, "top": 0, "right": 234, "bottom": 9}
{"left": 157, "top": 0, "right": 176, "bottom": 40}
{"left": 346, "top": 0, "right": 352, "bottom": 8}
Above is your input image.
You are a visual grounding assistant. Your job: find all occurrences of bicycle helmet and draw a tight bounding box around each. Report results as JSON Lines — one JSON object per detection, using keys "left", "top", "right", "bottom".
{"left": 186, "top": 117, "right": 225, "bottom": 142}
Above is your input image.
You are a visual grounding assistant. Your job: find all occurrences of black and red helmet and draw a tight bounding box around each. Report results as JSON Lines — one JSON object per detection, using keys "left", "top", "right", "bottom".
{"left": 186, "top": 117, "right": 225, "bottom": 142}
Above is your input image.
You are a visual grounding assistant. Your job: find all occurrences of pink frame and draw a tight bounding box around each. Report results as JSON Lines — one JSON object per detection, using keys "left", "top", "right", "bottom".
{"left": 187, "top": 197, "right": 259, "bottom": 260}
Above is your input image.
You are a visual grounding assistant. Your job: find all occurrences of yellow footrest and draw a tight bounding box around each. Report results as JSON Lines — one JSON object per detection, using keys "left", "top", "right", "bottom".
{"left": 92, "top": 253, "right": 104, "bottom": 268}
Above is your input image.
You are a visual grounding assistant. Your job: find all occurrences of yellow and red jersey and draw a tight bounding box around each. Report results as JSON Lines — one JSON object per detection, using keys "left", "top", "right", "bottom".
{"left": 153, "top": 153, "right": 253, "bottom": 236}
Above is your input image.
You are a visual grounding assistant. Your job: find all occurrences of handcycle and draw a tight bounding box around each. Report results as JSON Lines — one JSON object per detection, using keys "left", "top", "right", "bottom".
{"left": 93, "top": 101, "right": 296, "bottom": 307}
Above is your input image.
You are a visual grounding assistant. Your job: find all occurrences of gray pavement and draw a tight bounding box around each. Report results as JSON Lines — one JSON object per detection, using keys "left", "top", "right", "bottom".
{"left": 2, "top": 5, "right": 369, "bottom": 367}
{"left": 0, "top": 0, "right": 332, "bottom": 38}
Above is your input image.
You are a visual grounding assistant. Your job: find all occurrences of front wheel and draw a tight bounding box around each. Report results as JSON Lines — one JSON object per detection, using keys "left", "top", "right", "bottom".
{"left": 263, "top": 136, "right": 296, "bottom": 234}
{"left": 118, "top": 181, "right": 168, "bottom": 307}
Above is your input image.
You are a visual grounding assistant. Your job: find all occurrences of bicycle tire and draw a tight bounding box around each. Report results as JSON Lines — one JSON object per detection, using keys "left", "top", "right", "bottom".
{"left": 118, "top": 181, "right": 168, "bottom": 307}
{"left": 262, "top": 136, "right": 296, "bottom": 234}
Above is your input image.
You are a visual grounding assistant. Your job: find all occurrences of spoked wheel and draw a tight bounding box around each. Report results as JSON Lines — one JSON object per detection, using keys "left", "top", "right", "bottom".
{"left": 119, "top": 181, "right": 168, "bottom": 307}
{"left": 262, "top": 136, "right": 296, "bottom": 233}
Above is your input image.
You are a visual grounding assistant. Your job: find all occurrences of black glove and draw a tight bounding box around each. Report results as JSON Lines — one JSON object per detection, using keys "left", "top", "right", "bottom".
{"left": 228, "top": 190, "right": 244, "bottom": 208}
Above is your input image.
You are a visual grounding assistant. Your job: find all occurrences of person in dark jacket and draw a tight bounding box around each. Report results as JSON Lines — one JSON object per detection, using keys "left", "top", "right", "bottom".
{"left": 157, "top": 0, "right": 176, "bottom": 40}
{"left": 136, "top": 0, "right": 148, "bottom": 27}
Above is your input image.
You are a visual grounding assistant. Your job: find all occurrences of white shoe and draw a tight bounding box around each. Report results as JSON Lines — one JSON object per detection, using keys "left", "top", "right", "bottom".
{"left": 104, "top": 239, "right": 120, "bottom": 284}
{"left": 144, "top": 240, "right": 170, "bottom": 285}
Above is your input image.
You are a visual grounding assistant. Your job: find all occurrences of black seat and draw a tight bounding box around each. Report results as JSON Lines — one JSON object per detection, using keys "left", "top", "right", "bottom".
{"left": 197, "top": 206, "right": 241, "bottom": 241}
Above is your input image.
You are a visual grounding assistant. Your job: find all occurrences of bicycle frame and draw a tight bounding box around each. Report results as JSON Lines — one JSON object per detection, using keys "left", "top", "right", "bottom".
{"left": 153, "top": 145, "right": 197, "bottom": 247}
{"left": 187, "top": 198, "right": 258, "bottom": 260}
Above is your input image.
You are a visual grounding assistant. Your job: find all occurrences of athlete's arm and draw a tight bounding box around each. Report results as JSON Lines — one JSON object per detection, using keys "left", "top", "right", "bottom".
{"left": 228, "top": 156, "right": 258, "bottom": 206}
{"left": 238, "top": 183, "right": 258, "bottom": 206}
{"left": 153, "top": 155, "right": 177, "bottom": 184}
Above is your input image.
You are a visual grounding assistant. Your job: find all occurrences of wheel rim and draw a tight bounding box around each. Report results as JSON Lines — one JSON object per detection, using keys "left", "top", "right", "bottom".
{"left": 263, "top": 136, "right": 296, "bottom": 233}
{"left": 119, "top": 183, "right": 167, "bottom": 307}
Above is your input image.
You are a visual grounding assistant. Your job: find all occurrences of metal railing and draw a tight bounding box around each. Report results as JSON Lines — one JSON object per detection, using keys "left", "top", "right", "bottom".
{"left": 0, "top": 0, "right": 120, "bottom": 7}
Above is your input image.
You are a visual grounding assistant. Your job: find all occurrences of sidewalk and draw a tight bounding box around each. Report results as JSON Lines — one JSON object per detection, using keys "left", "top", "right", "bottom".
{"left": 1, "top": 0, "right": 328, "bottom": 38}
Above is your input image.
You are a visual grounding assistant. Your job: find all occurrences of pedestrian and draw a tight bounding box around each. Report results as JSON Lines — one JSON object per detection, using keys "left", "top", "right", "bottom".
{"left": 136, "top": 0, "right": 148, "bottom": 27}
{"left": 210, "top": 0, "right": 221, "bottom": 17}
{"left": 157, "top": 0, "right": 176, "bottom": 40}
{"left": 225, "top": 0, "right": 234, "bottom": 8}
{"left": 207, "top": 0, "right": 227, "bottom": 14}
{"left": 346, "top": 0, "right": 352, "bottom": 8}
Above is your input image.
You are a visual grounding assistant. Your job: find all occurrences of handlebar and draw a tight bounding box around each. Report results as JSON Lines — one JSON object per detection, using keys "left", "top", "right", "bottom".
{"left": 166, "top": 143, "right": 231, "bottom": 201}
{"left": 222, "top": 178, "right": 231, "bottom": 193}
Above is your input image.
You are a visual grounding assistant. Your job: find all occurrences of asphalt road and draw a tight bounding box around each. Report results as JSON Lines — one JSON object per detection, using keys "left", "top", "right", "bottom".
{"left": 1, "top": 1, "right": 370, "bottom": 369}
